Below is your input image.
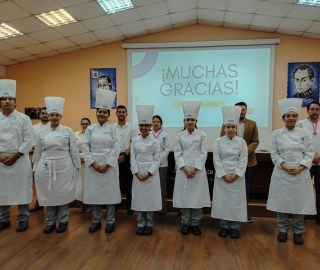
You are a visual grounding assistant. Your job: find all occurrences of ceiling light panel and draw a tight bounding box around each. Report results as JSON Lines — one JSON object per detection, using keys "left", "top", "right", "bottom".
{"left": 97, "top": 0, "right": 134, "bottom": 14}
{"left": 297, "top": 0, "right": 320, "bottom": 7}
{"left": 36, "top": 9, "right": 77, "bottom": 27}
{"left": 0, "top": 23, "right": 23, "bottom": 39}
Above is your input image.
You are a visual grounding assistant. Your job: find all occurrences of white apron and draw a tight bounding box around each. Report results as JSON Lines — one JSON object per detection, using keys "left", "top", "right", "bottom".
{"left": 0, "top": 110, "right": 34, "bottom": 205}
{"left": 131, "top": 134, "right": 162, "bottom": 211}
{"left": 83, "top": 123, "right": 121, "bottom": 205}
{"left": 75, "top": 131, "right": 85, "bottom": 201}
{"left": 34, "top": 126, "right": 81, "bottom": 206}
{"left": 211, "top": 136, "right": 248, "bottom": 222}
{"left": 173, "top": 129, "right": 211, "bottom": 208}
{"left": 267, "top": 127, "right": 316, "bottom": 214}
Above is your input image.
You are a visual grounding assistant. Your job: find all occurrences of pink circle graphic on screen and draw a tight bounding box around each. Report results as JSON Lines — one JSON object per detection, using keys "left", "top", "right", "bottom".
{"left": 132, "top": 52, "right": 159, "bottom": 79}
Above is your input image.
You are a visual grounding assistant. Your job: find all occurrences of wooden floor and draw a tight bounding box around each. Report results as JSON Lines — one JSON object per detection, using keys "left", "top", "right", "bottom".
{"left": 1, "top": 205, "right": 320, "bottom": 270}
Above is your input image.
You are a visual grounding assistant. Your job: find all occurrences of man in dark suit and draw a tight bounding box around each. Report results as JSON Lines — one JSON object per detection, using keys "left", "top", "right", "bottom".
{"left": 220, "top": 102, "right": 259, "bottom": 223}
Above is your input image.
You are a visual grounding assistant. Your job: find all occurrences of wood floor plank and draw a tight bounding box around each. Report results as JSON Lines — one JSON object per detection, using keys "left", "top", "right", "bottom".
{"left": 1, "top": 206, "right": 320, "bottom": 270}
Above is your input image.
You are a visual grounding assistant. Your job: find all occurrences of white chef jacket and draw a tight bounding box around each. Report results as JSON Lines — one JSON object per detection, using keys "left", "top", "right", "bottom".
{"left": 267, "top": 126, "right": 316, "bottom": 215}
{"left": 130, "top": 134, "right": 162, "bottom": 211}
{"left": 296, "top": 118, "right": 320, "bottom": 165}
{"left": 33, "top": 124, "right": 81, "bottom": 206}
{"left": 173, "top": 129, "right": 211, "bottom": 208}
{"left": 0, "top": 110, "right": 34, "bottom": 205}
{"left": 75, "top": 130, "right": 85, "bottom": 200}
{"left": 33, "top": 122, "right": 49, "bottom": 144}
{"left": 211, "top": 135, "right": 248, "bottom": 222}
{"left": 151, "top": 130, "right": 170, "bottom": 167}
{"left": 83, "top": 122, "right": 121, "bottom": 204}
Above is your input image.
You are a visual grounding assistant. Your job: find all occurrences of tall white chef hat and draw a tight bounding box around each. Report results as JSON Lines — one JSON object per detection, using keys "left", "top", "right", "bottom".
{"left": 222, "top": 106, "right": 241, "bottom": 125}
{"left": 182, "top": 100, "right": 201, "bottom": 119}
{"left": 278, "top": 98, "right": 302, "bottom": 116}
{"left": 0, "top": 79, "right": 16, "bottom": 98}
{"left": 45, "top": 97, "right": 65, "bottom": 115}
{"left": 95, "top": 89, "right": 116, "bottom": 110}
{"left": 136, "top": 105, "right": 155, "bottom": 124}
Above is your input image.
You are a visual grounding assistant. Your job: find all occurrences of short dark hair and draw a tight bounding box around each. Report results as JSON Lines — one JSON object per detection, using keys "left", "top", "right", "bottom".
{"left": 96, "top": 108, "right": 110, "bottom": 116}
{"left": 152, "top": 115, "right": 163, "bottom": 126}
{"left": 116, "top": 105, "right": 127, "bottom": 113}
{"left": 293, "top": 64, "right": 314, "bottom": 80}
{"left": 39, "top": 107, "right": 47, "bottom": 114}
{"left": 235, "top": 102, "right": 247, "bottom": 108}
{"left": 307, "top": 101, "right": 320, "bottom": 111}
{"left": 80, "top": 117, "right": 91, "bottom": 125}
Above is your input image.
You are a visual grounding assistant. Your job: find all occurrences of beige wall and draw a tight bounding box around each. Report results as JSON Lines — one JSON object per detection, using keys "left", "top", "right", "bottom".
{"left": 7, "top": 24, "right": 320, "bottom": 132}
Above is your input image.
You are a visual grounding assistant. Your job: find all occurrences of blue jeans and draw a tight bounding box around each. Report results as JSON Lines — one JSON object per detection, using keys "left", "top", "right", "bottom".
{"left": 137, "top": 211, "right": 154, "bottom": 227}
{"left": 277, "top": 212, "right": 305, "bottom": 234}
{"left": 92, "top": 204, "right": 115, "bottom": 224}
{"left": 46, "top": 204, "right": 69, "bottom": 225}
{"left": 220, "top": 220, "right": 241, "bottom": 231}
{"left": 181, "top": 208, "right": 202, "bottom": 226}
{"left": 0, "top": 205, "right": 29, "bottom": 223}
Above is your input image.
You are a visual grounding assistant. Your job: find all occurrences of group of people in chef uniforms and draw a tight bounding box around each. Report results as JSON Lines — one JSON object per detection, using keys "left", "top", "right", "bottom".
{"left": 0, "top": 79, "right": 317, "bottom": 246}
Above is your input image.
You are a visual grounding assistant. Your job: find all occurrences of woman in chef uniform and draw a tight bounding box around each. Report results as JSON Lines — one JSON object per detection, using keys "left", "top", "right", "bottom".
{"left": 33, "top": 97, "right": 81, "bottom": 234}
{"left": 211, "top": 106, "right": 248, "bottom": 239}
{"left": 131, "top": 105, "right": 161, "bottom": 236}
{"left": 83, "top": 90, "right": 121, "bottom": 234}
{"left": 151, "top": 115, "right": 170, "bottom": 215}
{"left": 75, "top": 117, "right": 92, "bottom": 213}
{"left": 173, "top": 101, "right": 211, "bottom": 236}
{"left": 267, "top": 98, "right": 316, "bottom": 245}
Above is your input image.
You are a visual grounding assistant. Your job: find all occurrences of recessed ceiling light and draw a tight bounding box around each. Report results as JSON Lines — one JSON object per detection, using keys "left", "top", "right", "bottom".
{"left": 97, "top": 0, "right": 134, "bottom": 14}
{"left": 297, "top": 0, "right": 320, "bottom": 7}
{"left": 0, "top": 23, "right": 23, "bottom": 39}
{"left": 36, "top": 9, "right": 76, "bottom": 27}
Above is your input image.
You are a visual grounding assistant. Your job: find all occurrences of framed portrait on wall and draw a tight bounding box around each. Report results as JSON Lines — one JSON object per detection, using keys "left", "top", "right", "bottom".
{"left": 287, "top": 62, "right": 320, "bottom": 107}
{"left": 90, "top": 68, "right": 117, "bottom": 109}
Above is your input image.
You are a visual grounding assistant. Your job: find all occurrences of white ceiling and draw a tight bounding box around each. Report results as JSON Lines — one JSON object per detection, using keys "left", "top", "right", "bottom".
{"left": 0, "top": 0, "right": 320, "bottom": 66}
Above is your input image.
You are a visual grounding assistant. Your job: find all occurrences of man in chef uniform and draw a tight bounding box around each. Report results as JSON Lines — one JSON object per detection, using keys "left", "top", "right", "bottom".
{"left": 267, "top": 98, "right": 316, "bottom": 245}
{"left": 296, "top": 101, "right": 320, "bottom": 225}
{"left": 173, "top": 100, "right": 211, "bottom": 236}
{"left": 0, "top": 79, "right": 34, "bottom": 232}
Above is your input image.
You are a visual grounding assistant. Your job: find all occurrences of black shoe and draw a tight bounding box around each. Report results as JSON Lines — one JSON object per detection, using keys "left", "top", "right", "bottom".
{"left": 56, "top": 222, "right": 68, "bottom": 233}
{"left": 43, "top": 224, "right": 56, "bottom": 234}
{"left": 316, "top": 218, "right": 320, "bottom": 225}
{"left": 105, "top": 223, "right": 115, "bottom": 233}
{"left": 136, "top": 226, "right": 145, "bottom": 235}
{"left": 29, "top": 202, "right": 44, "bottom": 212}
{"left": 157, "top": 211, "right": 165, "bottom": 216}
{"left": 277, "top": 232, "right": 287, "bottom": 243}
{"left": 181, "top": 224, "right": 191, "bottom": 235}
{"left": 218, "top": 228, "right": 229, "bottom": 238}
{"left": 230, "top": 229, "right": 240, "bottom": 239}
{"left": 293, "top": 233, "right": 303, "bottom": 245}
{"left": 89, "top": 222, "right": 101, "bottom": 233}
{"left": 16, "top": 221, "right": 28, "bottom": 232}
{"left": 246, "top": 216, "right": 253, "bottom": 223}
{"left": 0, "top": 221, "right": 10, "bottom": 231}
{"left": 144, "top": 226, "right": 153, "bottom": 235}
{"left": 127, "top": 210, "right": 134, "bottom": 215}
{"left": 191, "top": 226, "right": 202, "bottom": 236}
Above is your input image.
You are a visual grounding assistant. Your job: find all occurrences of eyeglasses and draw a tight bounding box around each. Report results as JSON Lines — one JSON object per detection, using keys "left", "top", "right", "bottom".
{"left": 81, "top": 123, "right": 89, "bottom": 125}
{"left": 309, "top": 108, "right": 320, "bottom": 111}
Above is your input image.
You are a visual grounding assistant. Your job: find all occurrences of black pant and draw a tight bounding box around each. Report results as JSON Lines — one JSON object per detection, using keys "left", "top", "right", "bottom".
{"left": 119, "top": 157, "right": 133, "bottom": 211}
{"left": 310, "top": 165, "right": 320, "bottom": 221}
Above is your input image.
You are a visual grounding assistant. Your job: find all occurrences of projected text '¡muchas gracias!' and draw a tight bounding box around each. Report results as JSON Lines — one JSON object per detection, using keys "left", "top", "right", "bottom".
{"left": 160, "top": 64, "right": 239, "bottom": 96}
